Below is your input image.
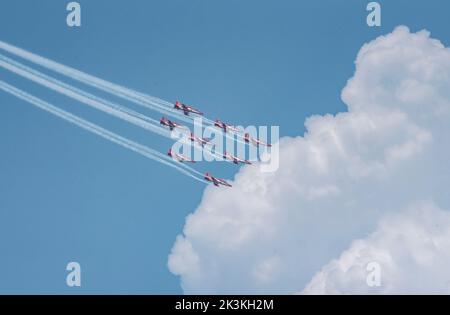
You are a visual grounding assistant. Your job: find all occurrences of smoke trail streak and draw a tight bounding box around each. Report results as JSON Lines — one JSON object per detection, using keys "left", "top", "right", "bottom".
{"left": 0, "top": 57, "right": 171, "bottom": 138}
{"left": 0, "top": 54, "right": 165, "bottom": 125}
{"left": 0, "top": 40, "right": 208, "bottom": 125}
{"left": 0, "top": 55, "right": 232, "bottom": 162}
{"left": 0, "top": 80, "right": 207, "bottom": 183}
{"left": 0, "top": 40, "right": 248, "bottom": 145}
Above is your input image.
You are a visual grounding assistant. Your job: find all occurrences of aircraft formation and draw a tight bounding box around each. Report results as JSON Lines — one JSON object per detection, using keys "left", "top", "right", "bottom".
{"left": 0, "top": 39, "right": 273, "bottom": 188}
{"left": 161, "top": 100, "right": 272, "bottom": 187}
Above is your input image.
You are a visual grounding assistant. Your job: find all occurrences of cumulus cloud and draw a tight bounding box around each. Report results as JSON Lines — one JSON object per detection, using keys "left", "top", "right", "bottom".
{"left": 167, "top": 26, "right": 450, "bottom": 294}
{"left": 302, "top": 202, "right": 450, "bottom": 294}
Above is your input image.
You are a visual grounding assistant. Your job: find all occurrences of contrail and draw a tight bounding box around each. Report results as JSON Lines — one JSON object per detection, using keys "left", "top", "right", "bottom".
{"left": 0, "top": 40, "right": 212, "bottom": 125}
{"left": 0, "top": 52, "right": 161, "bottom": 126}
{"left": 0, "top": 40, "right": 248, "bottom": 146}
{"left": 0, "top": 80, "right": 207, "bottom": 183}
{"left": 0, "top": 56, "right": 170, "bottom": 138}
{"left": 0, "top": 54, "right": 231, "bottom": 162}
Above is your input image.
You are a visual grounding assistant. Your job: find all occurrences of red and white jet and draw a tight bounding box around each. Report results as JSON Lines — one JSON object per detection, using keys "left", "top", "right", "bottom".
{"left": 204, "top": 172, "right": 232, "bottom": 187}
{"left": 168, "top": 149, "right": 195, "bottom": 163}
{"left": 174, "top": 101, "right": 203, "bottom": 116}
{"left": 244, "top": 133, "right": 272, "bottom": 147}
{"left": 214, "top": 119, "right": 241, "bottom": 133}
{"left": 223, "top": 151, "right": 252, "bottom": 165}
{"left": 189, "top": 133, "right": 212, "bottom": 147}
{"left": 160, "top": 117, "right": 182, "bottom": 131}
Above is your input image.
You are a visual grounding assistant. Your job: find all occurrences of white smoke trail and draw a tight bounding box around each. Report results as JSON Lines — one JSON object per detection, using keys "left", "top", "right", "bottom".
{"left": 0, "top": 54, "right": 232, "bottom": 162}
{"left": 0, "top": 80, "right": 207, "bottom": 183}
{"left": 0, "top": 40, "right": 209, "bottom": 125}
{"left": 0, "top": 57, "right": 171, "bottom": 138}
{"left": 0, "top": 54, "right": 164, "bottom": 125}
{"left": 0, "top": 40, "right": 248, "bottom": 146}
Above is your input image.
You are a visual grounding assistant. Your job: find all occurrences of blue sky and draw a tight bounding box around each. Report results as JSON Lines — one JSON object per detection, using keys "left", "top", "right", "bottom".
{"left": 0, "top": 0, "right": 449, "bottom": 294}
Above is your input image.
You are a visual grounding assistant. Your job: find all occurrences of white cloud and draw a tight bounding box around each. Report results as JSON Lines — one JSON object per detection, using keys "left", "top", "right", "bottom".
{"left": 302, "top": 202, "right": 450, "bottom": 294}
{"left": 167, "top": 26, "right": 450, "bottom": 294}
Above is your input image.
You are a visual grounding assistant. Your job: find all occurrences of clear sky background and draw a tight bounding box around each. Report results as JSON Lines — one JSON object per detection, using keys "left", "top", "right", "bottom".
{"left": 0, "top": 0, "right": 449, "bottom": 293}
